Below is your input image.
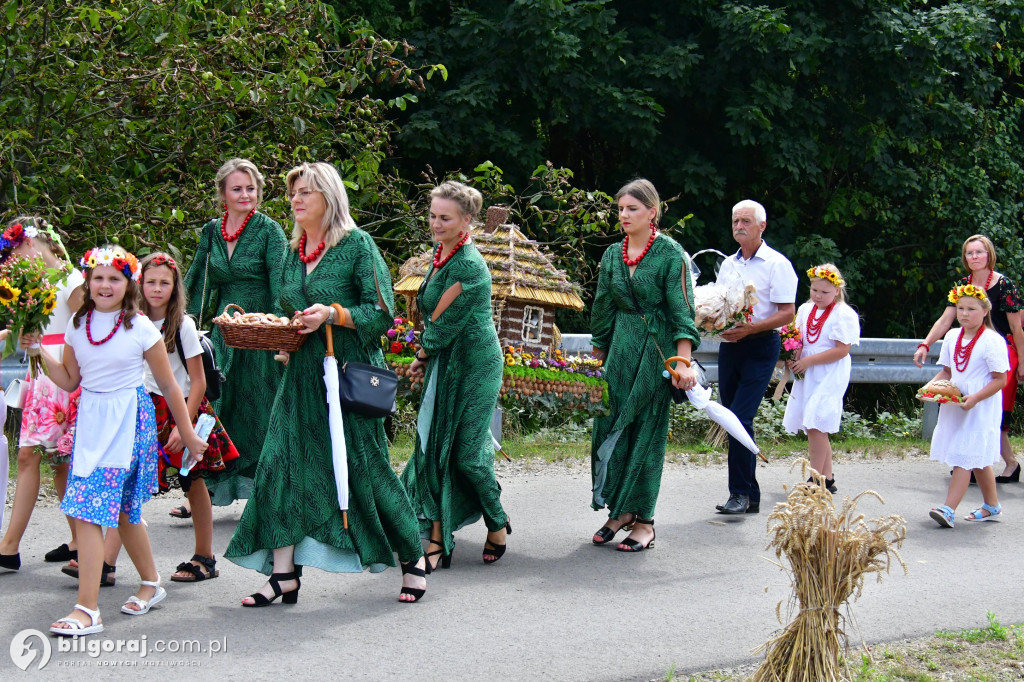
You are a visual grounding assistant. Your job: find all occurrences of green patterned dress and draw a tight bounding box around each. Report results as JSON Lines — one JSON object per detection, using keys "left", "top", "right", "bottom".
{"left": 225, "top": 228, "right": 423, "bottom": 574}
{"left": 183, "top": 212, "right": 287, "bottom": 504}
{"left": 590, "top": 233, "right": 699, "bottom": 519}
{"left": 399, "top": 243, "right": 506, "bottom": 555}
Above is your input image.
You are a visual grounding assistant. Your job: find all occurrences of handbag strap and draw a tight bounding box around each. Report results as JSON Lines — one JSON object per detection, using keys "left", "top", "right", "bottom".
{"left": 200, "top": 224, "right": 212, "bottom": 324}
{"left": 622, "top": 261, "right": 670, "bottom": 368}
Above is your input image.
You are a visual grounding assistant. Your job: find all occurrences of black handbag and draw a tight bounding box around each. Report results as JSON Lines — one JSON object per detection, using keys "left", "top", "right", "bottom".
{"left": 176, "top": 328, "right": 226, "bottom": 402}
{"left": 338, "top": 361, "right": 398, "bottom": 417}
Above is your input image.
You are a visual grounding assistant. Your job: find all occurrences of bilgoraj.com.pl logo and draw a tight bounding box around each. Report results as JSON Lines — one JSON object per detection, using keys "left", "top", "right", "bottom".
{"left": 9, "top": 629, "right": 52, "bottom": 671}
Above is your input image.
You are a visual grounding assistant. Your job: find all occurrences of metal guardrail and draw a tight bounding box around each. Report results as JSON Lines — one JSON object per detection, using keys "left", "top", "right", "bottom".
{"left": 561, "top": 333, "right": 944, "bottom": 437}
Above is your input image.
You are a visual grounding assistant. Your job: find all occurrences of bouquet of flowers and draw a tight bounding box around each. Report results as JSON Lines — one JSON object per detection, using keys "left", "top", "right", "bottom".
{"left": 694, "top": 281, "right": 758, "bottom": 335}
{"left": 779, "top": 322, "right": 804, "bottom": 380}
{"left": 383, "top": 316, "right": 418, "bottom": 357}
{"left": 0, "top": 253, "right": 67, "bottom": 377}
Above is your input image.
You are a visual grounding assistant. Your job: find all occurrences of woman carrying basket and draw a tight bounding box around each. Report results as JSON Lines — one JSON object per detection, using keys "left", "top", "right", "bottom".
{"left": 183, "top": 158, "right": 288, "bottom": 506}
{"left": 224, "top": 162, "right": 427, "bottom": 604}
{"left": 589, "top": 179, "right": 700, "bottom": 553}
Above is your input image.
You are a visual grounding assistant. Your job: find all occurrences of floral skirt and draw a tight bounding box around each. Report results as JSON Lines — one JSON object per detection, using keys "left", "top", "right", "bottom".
{"left": 152, "top": 393, "right": 240, "bottom": 493}
{"left": 60, "top": 386, "right": 157, "bottom": 528}
{"left": 19, "top": 371, "right": 80, "bottom": 462}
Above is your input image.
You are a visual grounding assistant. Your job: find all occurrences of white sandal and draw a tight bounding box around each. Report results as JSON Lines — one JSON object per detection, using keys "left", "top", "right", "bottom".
{"left": 121, "top": 576, "right": 166, "bottom": 615}
{"left": 50, "top": 603, "right": 104, "bottom": 636}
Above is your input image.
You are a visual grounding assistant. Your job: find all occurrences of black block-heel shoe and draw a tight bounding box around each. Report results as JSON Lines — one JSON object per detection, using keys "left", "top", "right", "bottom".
{"left": 616, "top": 518, "right": 655, "bottom": 552}
{"left": 399, "top": 560, "right": 426, "bottom": 603}
{"left": 592, "top": 514, "right": 636, "bottom": 545}
{"left": 424, "top": 539, "right": 452, "bottom": 574}
{"left": 483, "top": 520, "right": 512, "bottom": 564}
{"left": 996, "top": 463, "right": 1021, "bottom": 484}
{"left": 242, "top": 571, "right": 300, "bottom": 607}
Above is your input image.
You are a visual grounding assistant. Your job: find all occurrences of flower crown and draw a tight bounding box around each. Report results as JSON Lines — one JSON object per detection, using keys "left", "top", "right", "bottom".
{"left": 0, "top": 219, "right": 67, "bottom": 263}
{"left": 148, "top": 254, "right": 177, "bottom": 270}
{"left": 806, "top": 265, "right": 844, "bottom": 288}
{"left": 81, "top": 246, "right": 141, "bottom": 282}
{"left": 948, "top": 284, "right": 987, "bottom": 304}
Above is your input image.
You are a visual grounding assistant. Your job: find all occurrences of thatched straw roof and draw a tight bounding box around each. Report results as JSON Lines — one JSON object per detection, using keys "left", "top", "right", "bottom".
{"left": 394, "top": 207, "right": 584, "bottom": 311}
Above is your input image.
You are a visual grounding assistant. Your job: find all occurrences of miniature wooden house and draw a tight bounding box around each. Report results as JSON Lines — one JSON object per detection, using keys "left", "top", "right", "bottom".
{"left": 393, "top": 206, "right": 584, "bottom": 354}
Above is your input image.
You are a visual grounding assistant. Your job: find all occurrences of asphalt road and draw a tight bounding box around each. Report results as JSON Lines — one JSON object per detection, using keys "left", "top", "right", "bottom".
{"left": 2, "top": 455, "right": 1023, "bottom": 681}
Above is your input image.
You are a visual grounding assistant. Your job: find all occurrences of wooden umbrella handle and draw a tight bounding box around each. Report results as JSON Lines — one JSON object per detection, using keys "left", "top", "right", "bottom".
{"left": 664, "top": 356, "right": 691, "bottom": 381}
{"left": 325, "top": 322, "right": 335, "bottom": 357}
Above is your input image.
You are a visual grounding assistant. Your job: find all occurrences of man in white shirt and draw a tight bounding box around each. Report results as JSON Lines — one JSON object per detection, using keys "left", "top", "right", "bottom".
{"left": 715, "top": 200, "right": 797, "bottom": 514}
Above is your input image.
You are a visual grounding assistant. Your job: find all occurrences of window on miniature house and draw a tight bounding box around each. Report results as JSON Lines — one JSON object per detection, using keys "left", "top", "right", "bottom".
{"left": 522, "top": 306, "right": 544, "bottom": 342}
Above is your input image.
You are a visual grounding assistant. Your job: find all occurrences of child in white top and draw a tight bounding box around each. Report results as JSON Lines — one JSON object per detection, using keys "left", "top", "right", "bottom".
{"left": 783, "top": 263, "right": 860, "bottom": 493}
{"left": 0, "top": 217, "right": 84, "bottom": 571}
{"left": 926, "top": 284, "right": 1007, "bottom": 528}
{"left": 28, "top": 245, "right": 208, "bottom": 637}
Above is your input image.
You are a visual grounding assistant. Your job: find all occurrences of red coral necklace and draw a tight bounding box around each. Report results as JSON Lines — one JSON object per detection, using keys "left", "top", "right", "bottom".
{"left": 805, "top": 302, "right": 835, "bottom": 344}
{"left": 953, "top": 327, "right": 984, "bottom": 372}
{"left": 221, "top": 208, "right": 256, "bottom": 242}
{"left": 299, "top": 233, "right": 326, "bottom": 264}
{"left": 967, "top": 270, "right": 994, "bottom": 290}
{"left": 86, "top": 309, "right": 125, "bottom": 346}
{"left": 623, "top": 223, "right": 657, "bottom": 266}
{"left": 433, "top": 231, "right": 469, "bottom": 268}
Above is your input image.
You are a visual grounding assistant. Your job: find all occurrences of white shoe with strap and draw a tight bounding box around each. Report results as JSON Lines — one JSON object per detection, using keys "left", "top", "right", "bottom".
{"left": 50, "top": 603, "right": 104, "bottom": 636}
{"left": 121, "top": 576, "right": 166, "bottom": 615}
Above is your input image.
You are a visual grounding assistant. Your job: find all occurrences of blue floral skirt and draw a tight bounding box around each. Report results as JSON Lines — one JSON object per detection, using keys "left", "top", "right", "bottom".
{"left": 60, "top": 386, "right": 158, "bottom": 528}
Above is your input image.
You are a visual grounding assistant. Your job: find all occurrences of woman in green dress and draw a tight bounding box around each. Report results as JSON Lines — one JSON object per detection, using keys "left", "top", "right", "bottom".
{"left": 589, "top": 179, "right": 700, "bottom": 553}
{"left": 401, "top": 181, "right": 510, "bottom": 571}
{"left": 184, "top": 158, "right": 287, "bottom": 505}
{"left": 225, "top": 162, "right": 427, "bottom": 604}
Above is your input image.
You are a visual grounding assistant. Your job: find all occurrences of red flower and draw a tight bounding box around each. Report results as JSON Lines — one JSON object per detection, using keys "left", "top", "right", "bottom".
{"left": 389, "top": 341, "right": 404, "bottom": 354}
{"left": 3, "top": 224, "right": 23, "bottom": 240}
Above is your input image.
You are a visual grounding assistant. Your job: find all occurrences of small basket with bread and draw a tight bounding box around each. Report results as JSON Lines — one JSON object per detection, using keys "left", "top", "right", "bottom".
{"left": 213, "top": 304, "right": 307, "bottom": 352}
{"left": 916, "top": 380, "right": 964, "bottom": 404}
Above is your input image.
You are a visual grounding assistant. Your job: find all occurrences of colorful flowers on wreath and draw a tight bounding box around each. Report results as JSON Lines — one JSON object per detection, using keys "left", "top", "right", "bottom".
{"left": 80, "top": 245, "right": 140, "bottom": 282}
{"left": 806, "top": 265, "right": 844, "bottom": 288}
{"left": 948, "top": 283, "right": 987, "bottom": 304}
{"left": 778, "top": 321, "right": 804, "bottom": 380}
{"left": 504, "top": 346, "right": 603, "bottom": 378}
{"left": 0, "top": 219, "right": 69, "bottom": 265}
{"left": 382, "top": 316, "right": 418, "bottom": 357}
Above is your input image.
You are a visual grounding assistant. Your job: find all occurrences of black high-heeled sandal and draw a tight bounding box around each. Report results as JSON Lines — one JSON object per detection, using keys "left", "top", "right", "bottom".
{"left": 616, "top": 518, "right": 655, "bottom": 552}
{"left": 424, "top": 539, "right": 452, "bottom": 574}
{"left": 995, "top": 463, "right": 1021, "bottom": 484}
{"left": 241, "top": 571, "right": 300, "bottom": 607}
{"left": 399, "top": 560, "right": 427, "bottom": 603}
{"left": 592, "top": 513, "right": 636, "bottom": 545}
{"left": 482, "top": 520, "right": 512, "bottom": 564}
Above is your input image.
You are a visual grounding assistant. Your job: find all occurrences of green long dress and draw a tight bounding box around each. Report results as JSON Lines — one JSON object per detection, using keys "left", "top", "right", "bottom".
{"left": 183, "top": 212, "right": 287, "bottom": 504}
{"left": 224, "top": 228, "right": 423, "bottom": 574}
{"left": 399, "top": 243, "right": 507, "bottom": 555}
{"left": 589, "top": 233, "right": 699, "bottom": 519}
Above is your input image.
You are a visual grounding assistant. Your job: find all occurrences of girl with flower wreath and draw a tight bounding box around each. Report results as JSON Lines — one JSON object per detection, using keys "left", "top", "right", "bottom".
{"left": 29, "top": 245, "right": 208, "bottom": 636}
{"left": 781, "top": 263, "right": 861, "bottom": 493}
{"left": 925, "top": 284, "right": 1007, "bottom": 528}
{"left": 0, "top": 216, "right": 85, "bottom": 573}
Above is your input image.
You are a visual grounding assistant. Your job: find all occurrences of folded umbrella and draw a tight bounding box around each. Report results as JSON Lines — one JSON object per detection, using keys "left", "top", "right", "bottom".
{"left": 323, "top": 325, "right": 349, "bottom": 529}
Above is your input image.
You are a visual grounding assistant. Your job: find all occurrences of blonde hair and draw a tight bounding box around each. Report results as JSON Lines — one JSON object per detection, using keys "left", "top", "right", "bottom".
{"left": 806, "top": 262, "right": 847, "bottom": 303}
{"left": 430, "top": 181, "right": 483, "bottom": 219}
{"left": 215, "top": 158, "right": 265, "bottom": 205}
{"left": 5, "top": 215, "right": 69, "bottom": 260}
{"left": 615, "top": 179, "right": 661, "bottom": 226}
{"left": 960, "top": 234, "right": 997, "bottom": 272}
{"left": 285, "top": 162, "right": 356, "bottom": 250}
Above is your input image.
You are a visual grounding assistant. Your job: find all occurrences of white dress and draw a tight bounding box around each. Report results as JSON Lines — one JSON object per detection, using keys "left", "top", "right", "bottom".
{"left": 783, "top": 301, "right": 860, "bottom": 434}
{"left": 929, "top": 327, "right": 1009, "bottom": 468}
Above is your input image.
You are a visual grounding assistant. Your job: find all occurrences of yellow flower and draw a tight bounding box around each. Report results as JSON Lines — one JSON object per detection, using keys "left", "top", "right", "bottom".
{"left": 42, "top": 291, "right": 57, "bottom": 315}
{"left": 806, "top": 265, "right": 843, "bottom": 288}
{"left": 948, "top": 284, "right": 987, "bottom": 304}
{"left": 0, "top": 280, "right": 20, "bottom": 305}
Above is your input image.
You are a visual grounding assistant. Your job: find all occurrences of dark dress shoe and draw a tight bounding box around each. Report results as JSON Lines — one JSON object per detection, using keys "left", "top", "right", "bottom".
{"left": 0, "top": 552, "right": 21, "bottom": 570}
{"left": 995, "top": 464, "right": 1021, "bottom": 484}
{"left": 44, "top": 543, "right": 77, "bottom": 562}
{"left": 718, "top": 494, "right": 750, "bottom": 515}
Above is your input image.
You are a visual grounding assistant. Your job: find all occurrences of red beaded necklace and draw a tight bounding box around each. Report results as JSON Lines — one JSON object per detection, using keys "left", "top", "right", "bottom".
{"left": 433, "top": 231, "right": 469, "bottom": 269}
{"left": 953, "top": 326, "right": 984, "bottom": 372}
{"left": 86, "top": 309, "right": 125, "bottom": 346}
{"left": 967, "top": 270, "right": 994, "bottom": 290}
{"left": 805, "top": 302, "right": 836, "bottom": 344}
{"left": 221, "top": 208, "right": 256, "bottom": 242}
{"left": 622, "top": 223, "right": 657, "bottom": 267}
{"left": 298, "top": 232, "right": 326, "bottom": 264}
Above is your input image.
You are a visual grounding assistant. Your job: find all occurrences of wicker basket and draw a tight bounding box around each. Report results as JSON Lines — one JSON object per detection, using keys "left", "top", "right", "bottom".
{"left": 213, "top": 304, "right": 307, "bottom": 352}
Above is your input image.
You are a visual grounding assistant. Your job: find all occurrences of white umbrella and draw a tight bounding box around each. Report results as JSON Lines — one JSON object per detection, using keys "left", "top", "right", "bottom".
{"left": 323, "top": 326, "right": 349, "bottom": 529}
{"left": 664, "top": 358, "right": 762, "bottom": 459}
{"left": 0, "top": 389, "right": 7, "bottom": 529}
